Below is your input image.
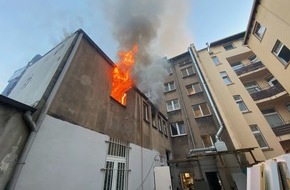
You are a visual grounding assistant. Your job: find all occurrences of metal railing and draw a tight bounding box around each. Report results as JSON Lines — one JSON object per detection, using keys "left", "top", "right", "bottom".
{"left": 234, "top": 61, "right": 264, "bottom": 76}
{"left": 272, "top": 123, "right": 290, "bottom": 136}
{"left": 250, "top": 83, "right": 286, "bottom": 101}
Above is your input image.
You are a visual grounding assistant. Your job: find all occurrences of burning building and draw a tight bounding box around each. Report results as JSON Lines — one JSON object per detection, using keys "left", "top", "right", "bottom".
{"left": 3, "top": 29, "right": 171, "bottom": 190}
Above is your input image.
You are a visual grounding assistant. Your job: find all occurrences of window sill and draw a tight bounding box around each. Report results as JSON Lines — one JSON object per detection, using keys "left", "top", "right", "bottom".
{"left": 171, "top": 134, "right": 187, "bottom": 138}
{"left": 167, "top": 109, "right": 181, "bottom": 113}
{"left": 152, "top": 125, "right": 157, "bottom": 129}
{"left": 215, "top": 63, "right": 223, "bottom": 66}
{"left": 164, "top": 89, "right": 176, "bottom": 94}
{"left": 188, "top": 91, "right": 203, "bottom": 97}
{"left": 242, "top": 110, "right": 252, "bottom": 114}
{"left": 144, "top": 119, "right": 150, "bottom": 125}
{"left": 226, "top": 82, "right": 235, "bottom": 86}
{"left": 182, "top": 73, "right": 195, "bottom": 79}
{"left": 194, "top": 114, "right": 212, "bottom": 119}
{"left": 261, "top": 147, "right": 274, "bottom": 152}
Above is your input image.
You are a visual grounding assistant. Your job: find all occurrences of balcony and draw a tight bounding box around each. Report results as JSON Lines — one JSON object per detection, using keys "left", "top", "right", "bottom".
{"left": 250, "top": 83, "right": 286, "bottom": 101}
{"left": 234, "top": 61, "right": 265, "bottom": 76}
{"left": 272, "top": 123, "right": 290, "bottom": 136}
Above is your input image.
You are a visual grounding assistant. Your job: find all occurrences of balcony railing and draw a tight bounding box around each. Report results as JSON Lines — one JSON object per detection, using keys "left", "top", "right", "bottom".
{"left": 250, "top": 83, "right": 286, "bottom": 101}
{"left": 272, "top": 123, "right": 290, "bottom": 136}
{"left": 234, "top": 61, "right": 264, "bottom": 76}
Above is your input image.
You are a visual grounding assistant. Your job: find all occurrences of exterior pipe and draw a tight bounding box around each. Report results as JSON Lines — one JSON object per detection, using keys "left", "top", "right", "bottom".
{"left": 188, "top": 45, "right": 225, "bottom": 155}
{"left": 7, "top": 111, "right": 37, "bottom": 190}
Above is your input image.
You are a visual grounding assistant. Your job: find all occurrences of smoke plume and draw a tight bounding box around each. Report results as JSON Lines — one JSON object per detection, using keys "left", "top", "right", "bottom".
{"left": 101, "top": 0, "right": 192, "bottom": 104}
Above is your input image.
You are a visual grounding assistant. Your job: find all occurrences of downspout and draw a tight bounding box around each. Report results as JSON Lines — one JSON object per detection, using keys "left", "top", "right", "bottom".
{"left": 188, "top": 45, "right": 225, "bottom": 154}
{"left": 7, "top": 111, "right": 37, "bottom": 190}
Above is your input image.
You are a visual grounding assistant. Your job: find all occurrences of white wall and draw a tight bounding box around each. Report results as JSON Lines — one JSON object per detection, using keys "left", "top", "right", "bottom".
{"left": 15, "top": 115, "right": 165, "bottom": 190}
{"left": 8, "top": 34, "right": 76, "bottom": 106}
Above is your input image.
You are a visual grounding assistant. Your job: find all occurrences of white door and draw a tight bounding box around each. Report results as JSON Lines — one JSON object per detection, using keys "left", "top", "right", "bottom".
{"left": 154, "top": 166, "right": 172, "bottom": 190}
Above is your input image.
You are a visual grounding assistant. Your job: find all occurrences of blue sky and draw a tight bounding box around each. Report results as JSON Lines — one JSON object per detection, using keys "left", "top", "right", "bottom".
{"left": 0, "top": 0, "right": 253, "bottom": 92}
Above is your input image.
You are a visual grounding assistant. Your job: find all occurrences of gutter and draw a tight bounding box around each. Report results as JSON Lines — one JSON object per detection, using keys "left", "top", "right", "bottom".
{"left": 187, "top": 45, "right": 226, "bottom": 155}
{"left": 243, "top": 0, "right": 259, "bottom": 45}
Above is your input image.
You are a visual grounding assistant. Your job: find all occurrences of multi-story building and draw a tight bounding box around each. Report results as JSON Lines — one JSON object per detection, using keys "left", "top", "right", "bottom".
{"left": 244, "top": 0, "right": 290, "bottom": 152}
{"left": 3, "top": 29, "right": 171, "bottom": 190}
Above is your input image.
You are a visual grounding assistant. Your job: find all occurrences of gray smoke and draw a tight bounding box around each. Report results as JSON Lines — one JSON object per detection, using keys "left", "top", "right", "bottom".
{"left": 101, "top": 0, "right": 192, "bottom": 104}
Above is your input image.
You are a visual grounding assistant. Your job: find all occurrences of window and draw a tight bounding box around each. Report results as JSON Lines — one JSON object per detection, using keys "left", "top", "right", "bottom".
{"left": 244, "top": 82, "right": 261, "bottom": 94}
{"left": 231, "top": 61, "right": 244, "bottom": 71}
{"left": 223, "top": 43, "right": 235, "bottom": 51}
{"left": 179, "top": 59, "right": 192, "bottom": 66}
{"left": 201, "top": 135, "right": 216, "bottom": 147}
{"left": 220, "top": 71, "right": 232, "bottom": 85}
{"left": 143, "top": 102, "right": 149, "bottom": 122}
{"left": 266, "top": 75, "right": 278, "bottom": 87}
{"left": 163, "top": 120, "right": 168, "bottom": 136}
{"left": 272, "top": 40, "right": 290, "bottom": 66}
{"left": 166, "top": 99, "right": 180, "bottom": 112}
{"left": 192, "top": 103, "right": 211, "bottom": 118}
{"left": 158, "top": 116, "right": 162, "bottom": 132}
{"left": 164, "top": 81, "right": 175, "bottom": 92}
{"left": 250, "top": 125, "right": 268, "bottom": 149}
{"left": 253, "top": 22, "right": 266, "bottom": 40}
{"left": 181, "top": 66, "right": 194, "bottom": 77}
{"left": 233, "top": 95, "right": 248, "bottom": 112}
{"left": 186, "top": 83, "right": 202, "bottom": 95}
{"left": 167, "top": 66, "right": 173, "bottom": 75}
{"left": 152, "top": 114, "right": 156, "bottom": 127}
{"left": 103, "top": 138, "right": 129, "bottom": 190}
{"left": 248, "top": 54, "right": 260, "bottom": 63}
{"left": 262, "top": 108, "right": 284, "bottom": 127}
{"left": 286, "top": 103, "right": 290, "bottom": 112}
{"left": 211, "top": 56, "right": 220, "bottom": 65}
{"left": 170, "top": 122, "right": 186, "bottom": 136}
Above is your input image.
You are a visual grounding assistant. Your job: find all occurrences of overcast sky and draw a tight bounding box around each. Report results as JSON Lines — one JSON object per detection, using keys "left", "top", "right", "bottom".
{"left": 0, "top": 0, "right": 253, "bottom": 92}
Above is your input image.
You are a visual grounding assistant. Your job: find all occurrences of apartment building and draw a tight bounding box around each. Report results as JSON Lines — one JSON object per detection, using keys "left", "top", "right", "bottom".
{"left": 244, "top": 0, "right": 290, "bottom": 152}
{"left": 3, "top": 29, "right": 171, "bottom": 190}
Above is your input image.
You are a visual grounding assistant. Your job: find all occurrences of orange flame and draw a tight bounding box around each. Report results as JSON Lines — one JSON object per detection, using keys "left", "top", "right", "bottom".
{"left": 111, "top": 45, "right": 138, "bottom": 105}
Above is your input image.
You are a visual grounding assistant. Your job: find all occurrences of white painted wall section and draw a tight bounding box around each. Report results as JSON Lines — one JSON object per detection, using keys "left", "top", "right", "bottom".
{"left": 8, "top": 34, "right": 77, "bottom": 106}
{"left": 15, "top": 115, "right": 108, "bottom": 190}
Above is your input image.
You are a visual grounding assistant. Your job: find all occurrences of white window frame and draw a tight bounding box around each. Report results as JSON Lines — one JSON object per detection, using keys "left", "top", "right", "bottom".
{"left": 253, "top": 22, "right": 266, "bottom": 41}
{"left": 166, "top": 99, "right": 180, "bottom": 112}
{"left": 170, "top": 122, "right": 186, "bottom": 137}
{"left": 201, "top": 134, "right": 216, "bottom": 147}
{"left": 262, "top": 108, "right": 284, "bottom": 128}
{"left": 211, "top": 56, "right": 220, "bottom": 65}
{"left": 272, "top": 40, "right": 290, "bottom": 66}
{"left": 163, "top": 120, "right": 168, "bottom": 136}
{"left": 143, "top": 102, "right": 149, "bottom": 122}
{"left": 250, "top": 125, "right": 268, "bottom": 149}
{"left": 231, "top": 61, "right": 244, "bottom": 71}
{"left": 266, "top": 75, "right": 278, "bottom": 87}
{"left": 186, "top": 83, "right": 202, "bottom": 95}
{"left": 164, "top": 81, "right": 176, "bottom": 92}
{"left": 158, "top": 116, "right": 162, "bottom": 132}
{"left": 192, "top": 103, "right": 211, "bottom": 118}
{"left": 244, "top": 82, "right": 261, "bottom": 94}
{"left": 233, "top": 95, "right": 249, "bottom": 112}
{"left": 220, "top": 71, "right": 232, "bottom": 85}
{"left": 248, "top": 54, "right": 260, "bottom": 63}
{"left": 181, "top": 66, "right": 194, "bottom": 77}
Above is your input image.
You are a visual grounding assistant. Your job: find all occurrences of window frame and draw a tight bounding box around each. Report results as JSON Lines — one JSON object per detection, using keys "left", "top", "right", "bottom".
{"left": 244, "top": 81, "right": 261, "bottom": 94}
{"left": 211, "top": 56, "right": 220, "bottom": 65}
{"left": 164, "top": 81, "right": 176, "bottom": 93}
{"left": 158, "top": 116, "right": 163, "bottom": 132}
{"left": 272, "top": 40, "right": 290, "bottom": 66}
{"left": 186, "top": 82, "right": 202, "bottom": 95}
{"left": 250, "top": 125, "right": 268, "bottom": 149}
{"left": 201, "top": 134, "right": 216, "bottom": 147}
{"left": 253, "top": 21, "right": 266, "bottom": 41}
{"left": 220, "top": 71, "right": 232, "bottom": 85}
{"left": 231, "top": 61, "right": 244, "bottom": 71}
{"left": 170, "top": 122, "right": 186, "bottom": 137}
{"left": 143, "top": 102, "right": 150, "bottom": 122}
{"left": 233, "top": 95, "right": 249, "bottom": 113}
{"left": 181, "top": 66, "right": 195, "bottom": 78}
{"left": 192, "top": 102, "right": 211, "bottom": 118}
{"left": 262, "top": 108, "right": 285, "bottom": 128}
{"left": 166, "top": 99, "right": 181, "bottom": 112}
{"left": 223, "top": 43, "right": 235, "bottom": 51}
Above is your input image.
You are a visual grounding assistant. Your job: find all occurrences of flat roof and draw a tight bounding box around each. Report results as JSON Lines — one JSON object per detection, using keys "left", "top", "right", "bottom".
{"left": 210, "top": 31, "right": 246, "bottom": 47}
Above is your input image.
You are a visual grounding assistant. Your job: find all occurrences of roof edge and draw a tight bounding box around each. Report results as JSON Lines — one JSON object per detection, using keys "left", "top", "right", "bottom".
{"left": 243, "top": 0, "right": 260, "bottom": 45}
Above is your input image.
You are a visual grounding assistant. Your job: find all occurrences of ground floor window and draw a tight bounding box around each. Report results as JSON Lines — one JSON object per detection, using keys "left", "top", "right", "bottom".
{"left": 103, "top": 138, "right": 129, "bottom": 190}
{"left": 180, "top": 172, "right": 194, "bottom": 189}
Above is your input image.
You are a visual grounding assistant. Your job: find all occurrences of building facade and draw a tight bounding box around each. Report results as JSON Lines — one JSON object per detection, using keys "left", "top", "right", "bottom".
{"left": 4, "top": 30, "right": 171, "bottom": 190}
{"left": 244, "top": 0, "right": 290, "bottom": 152}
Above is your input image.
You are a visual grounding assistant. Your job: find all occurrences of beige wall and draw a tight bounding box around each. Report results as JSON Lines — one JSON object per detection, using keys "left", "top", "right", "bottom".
{"left": 246, "top": 0, "right": 290, "bottom": 93}
{"left": 194, "top": 39, "right": 284, "bottom": 161}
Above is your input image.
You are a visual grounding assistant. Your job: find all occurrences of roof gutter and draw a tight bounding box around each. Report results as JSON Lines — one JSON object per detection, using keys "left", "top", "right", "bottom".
{"left": 243, "top": 0, "right": 260, "bottom": 45}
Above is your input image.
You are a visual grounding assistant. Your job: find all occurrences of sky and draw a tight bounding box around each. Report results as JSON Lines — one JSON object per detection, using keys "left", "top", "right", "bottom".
{"left": 0, "top": 0, "right": 253, "bottom": 92}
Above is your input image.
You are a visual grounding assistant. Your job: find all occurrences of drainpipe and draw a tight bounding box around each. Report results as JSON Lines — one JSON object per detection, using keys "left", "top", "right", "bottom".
{"left": 188, "top": 45, "right": 225, "bottom": 154}
{"left": 7, "top": 111, "right": 37, "bottom": 190}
